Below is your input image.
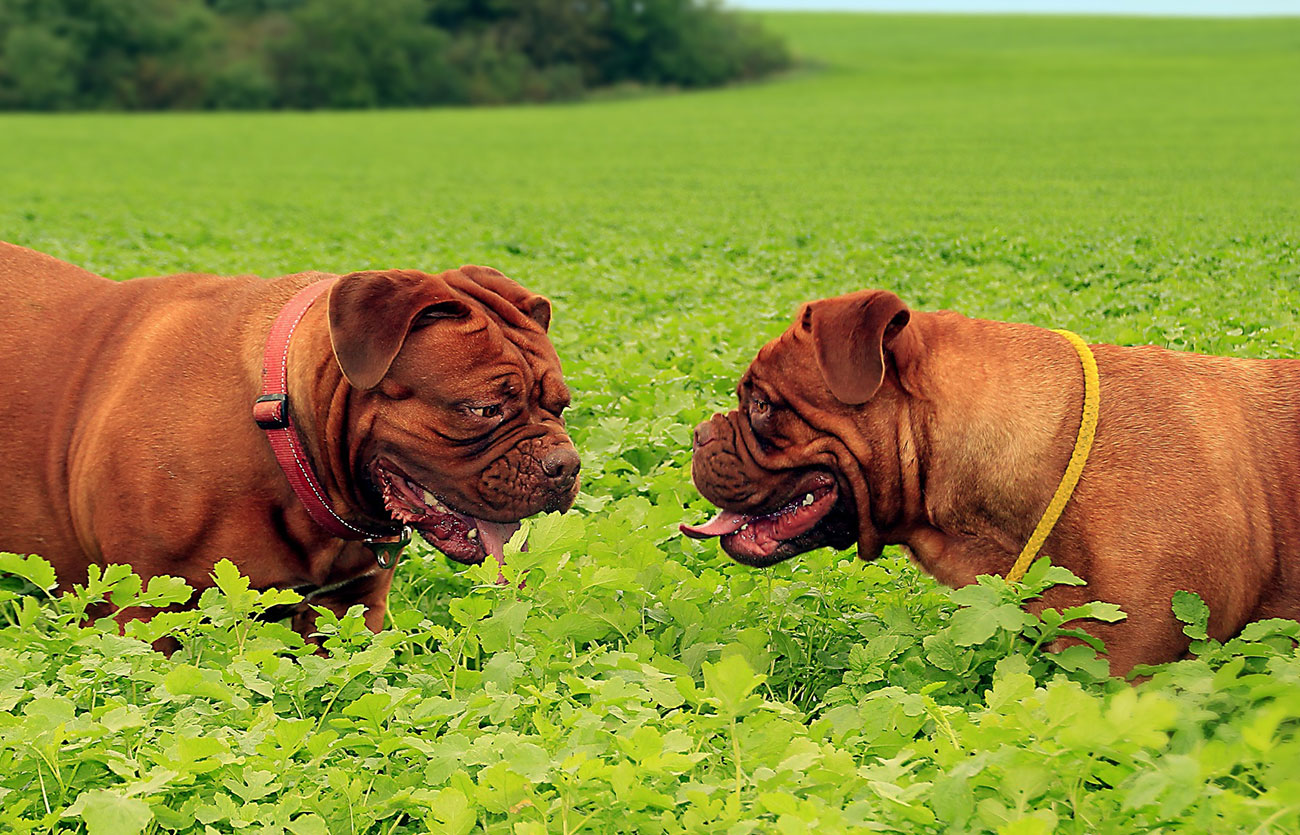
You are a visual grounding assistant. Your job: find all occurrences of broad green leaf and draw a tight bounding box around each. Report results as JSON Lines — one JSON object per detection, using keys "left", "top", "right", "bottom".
{"left": 1048, "top": 644, "right": 1111, "bottom": 680}
{"left": 507, "top": 742, "right": 552, "bottom": 782}
{"left": 140, "top": 573, "right": 194, "bottom": 607}
{"left": 986, "top": 655, "right": 1036, "bottom": 711}
{"left": 478, "top": 599, "right": 531, "bottom": 653}
{"left": 428, "top": 785, "right": 480, "bottom": 827}
{"left": 1059, "top": 601, "right": 1127, "bottom": 624}
{"left": 0, "top": 552, "right": 57, "bottom": 592}
{"left": 341, "top": 691, "right": 393, "bottom": 727}
{"left": 164, "top": 665, "right": 235, "bottom": 703}
{"left": 69, "top": 790, "right": 154, "bottom": 835}
{"left": 702, "top": 653, "right": 765, "bottom": 716}
{"left": 1171, "top": 590, "right": 1210, "bottom": 640}
{"left": 643, "top": 674, "right": 685, "bottom": 709}
{"left": 922, "top": 632, "right": 966, "bottom": 673}
{"left": 1017, "top": 556, "right": 1085, "bottom": 591}
{"left": 210, "top": 558, "right": 249, "bottom": 596}
{"left": 949, "top": 603, "right": 1027, "bottom": 646}
{"left": 287, "top": 814, "right": 330, "bottom": 835}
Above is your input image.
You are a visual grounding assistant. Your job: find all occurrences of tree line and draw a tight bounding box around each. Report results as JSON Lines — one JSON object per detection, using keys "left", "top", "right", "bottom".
{"left": 0, "top": 0, "right": 790, "bottom": 110}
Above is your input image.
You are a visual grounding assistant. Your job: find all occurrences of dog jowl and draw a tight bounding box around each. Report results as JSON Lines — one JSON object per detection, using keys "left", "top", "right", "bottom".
{"left": 683, "top": 288, "right": 1300, "bottom": 674}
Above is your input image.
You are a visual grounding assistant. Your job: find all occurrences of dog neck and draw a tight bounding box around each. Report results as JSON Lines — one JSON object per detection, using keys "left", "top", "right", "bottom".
{"left": 285, "top": 301, "right": 379, "bottom": 526}
{"left": 892, "top": 311, "right": 1089, "bottom": 586}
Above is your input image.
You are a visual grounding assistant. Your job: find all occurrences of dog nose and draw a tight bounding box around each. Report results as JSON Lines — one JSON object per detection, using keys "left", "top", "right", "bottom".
{"left": 541, "top": 447, "right": 581, "bottom": 481}
{"left": 693, "top": 420, "right": 716, "bottom": 449}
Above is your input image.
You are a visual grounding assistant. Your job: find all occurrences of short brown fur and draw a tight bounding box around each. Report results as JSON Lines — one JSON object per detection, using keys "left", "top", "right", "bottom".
{"left": 0, "top": 243, "right": 578, "bottom": 641}
{"left": 689, "top": 289, "right": 1300, "bottom": 675}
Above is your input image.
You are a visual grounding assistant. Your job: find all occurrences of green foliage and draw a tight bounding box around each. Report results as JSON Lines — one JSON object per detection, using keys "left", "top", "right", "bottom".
{"left": 0, "top": 545, "right": 1297, "bottom": 833}
{"left": 269, "top": 0, "right": 460, "bottom": 109}
{"left": 0, "top": 0, "right": 789, "bottom": 109}
{"left": 0, "top": 12, "right": 1298, "bottom": 832}
{"left": 823, "top": 559, "right": 1128, "bottom": 711}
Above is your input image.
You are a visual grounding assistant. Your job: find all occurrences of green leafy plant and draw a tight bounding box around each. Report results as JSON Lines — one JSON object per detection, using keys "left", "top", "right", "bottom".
{"left": 0, "top": 543, "right": 1296, "bottom": 833}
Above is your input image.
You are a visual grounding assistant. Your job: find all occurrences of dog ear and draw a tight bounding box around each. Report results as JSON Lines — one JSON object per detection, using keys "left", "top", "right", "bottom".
{"left": 457, "top": 264, "right": 552, "bottom": 331}
{"left": 327, "top": 270, "right": 470, "bottom": 390}
{"left": 803, "top": 290, "right": 912, "bottom": 405}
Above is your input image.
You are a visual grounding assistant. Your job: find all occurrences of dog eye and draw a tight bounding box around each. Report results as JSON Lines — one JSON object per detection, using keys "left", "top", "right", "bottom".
{"left": 750, "top": 398, "right": 771, "bottom": 418}
{"left": 466, "top": 404, "right": 502, "bottom": 419}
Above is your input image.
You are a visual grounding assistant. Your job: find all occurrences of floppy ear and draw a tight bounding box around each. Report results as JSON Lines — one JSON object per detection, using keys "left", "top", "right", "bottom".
{"left": 327, "top": 270, "right": 470, "bottom": 390}
{"left": 802, "top": 290, "right": 912, "bottom": 405}
{"left": 457, "top": 264, "right": 552, "bottom": 331}
{"left": 518, "top": 294, "right": 551, "bottom": 331}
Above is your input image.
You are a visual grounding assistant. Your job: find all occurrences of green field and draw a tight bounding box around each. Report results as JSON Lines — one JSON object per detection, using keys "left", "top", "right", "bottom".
{"left": 2, "top": 13, "right": 1299, "bottom": 834}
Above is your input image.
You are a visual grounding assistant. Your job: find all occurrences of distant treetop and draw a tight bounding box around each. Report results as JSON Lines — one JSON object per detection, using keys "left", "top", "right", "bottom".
{"left": 0, "top": 0, "right": 791, "bottom": 110}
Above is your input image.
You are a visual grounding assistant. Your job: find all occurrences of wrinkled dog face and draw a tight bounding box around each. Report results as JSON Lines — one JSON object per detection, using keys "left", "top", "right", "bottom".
{"left": 328, "top": 266, "right": 580, "bottom": 564}
{"left": 682, "top": 290, "right": 918, "bottom": 566}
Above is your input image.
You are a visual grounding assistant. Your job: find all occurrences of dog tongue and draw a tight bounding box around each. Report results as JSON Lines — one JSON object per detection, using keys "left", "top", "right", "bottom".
{"left": 475, "top": 519, "right": 523, "bottom": 561}
{"left": 679, "top": 510, "right": 752, "bottom": 540}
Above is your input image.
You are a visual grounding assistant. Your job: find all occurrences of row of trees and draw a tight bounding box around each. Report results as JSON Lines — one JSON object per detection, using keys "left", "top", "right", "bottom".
{"left": 0, "top": 0, "right": 790, "bottom": 110}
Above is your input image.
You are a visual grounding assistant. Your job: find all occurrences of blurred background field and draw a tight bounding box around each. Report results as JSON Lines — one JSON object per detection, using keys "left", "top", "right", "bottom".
{"left": 2, "top": 11, "right": 1300, "bottom": 833}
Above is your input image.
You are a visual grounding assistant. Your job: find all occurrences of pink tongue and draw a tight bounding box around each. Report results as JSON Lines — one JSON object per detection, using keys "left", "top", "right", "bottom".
{"left": 679, "top": 510, "right": 753, "bottom": 540}
{"left": 475, "top": 519, "right": 523, "bottom": 562}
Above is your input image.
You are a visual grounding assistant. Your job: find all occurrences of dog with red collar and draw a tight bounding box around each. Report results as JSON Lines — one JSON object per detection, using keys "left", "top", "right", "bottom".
{"left": 0, "top": 242, "right": 579, "bottom": 639}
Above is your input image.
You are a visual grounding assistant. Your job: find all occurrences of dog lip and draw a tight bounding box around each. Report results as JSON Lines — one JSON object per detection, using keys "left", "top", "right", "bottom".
{"left": 722, "top": 490, "right": 858, "bottom": 566}
{"left": 680, "top": 471, "right": 837, "bottom": 537}
{"left": 680, "top": 473, "right": 841, "bottom": 559}
{"left": 371, "top": 460, "right": 523, "bottom": 565}
{"left": 681, "top": 470, "right": 860, "bottom": 566}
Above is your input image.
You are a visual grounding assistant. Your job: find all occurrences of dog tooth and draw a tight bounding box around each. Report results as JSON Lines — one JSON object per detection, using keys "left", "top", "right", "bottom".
{"left": 803, "top": 493, "right": 814, "bottom": 506}
{"left": 423, "top": 489, "right": 436, "bottom": 506}
{"left": 467, "top": 529, "right": 478, "bottom": 539}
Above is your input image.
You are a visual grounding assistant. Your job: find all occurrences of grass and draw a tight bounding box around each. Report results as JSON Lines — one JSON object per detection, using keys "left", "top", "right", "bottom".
{"left": 2, "top": 16, "right": 1297, "bottom": 369}
{"left": 1, "top": 13, "right": 1299, "bottom": 834}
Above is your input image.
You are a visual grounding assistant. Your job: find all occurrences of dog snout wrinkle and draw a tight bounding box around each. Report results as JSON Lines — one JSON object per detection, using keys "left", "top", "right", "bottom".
{"left": 690, "top": 413, "right": 765, "bottom": 510}
{"left": 478, "top": 435, "right": 580, "bottom": 517}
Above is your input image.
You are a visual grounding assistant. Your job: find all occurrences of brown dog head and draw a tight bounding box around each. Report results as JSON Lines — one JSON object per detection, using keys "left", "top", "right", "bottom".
{"left": 681, "top": 289, "right": 922, "bottom": 566}
{"left": 325, "top": 265, "right": 579, "bottom": 564}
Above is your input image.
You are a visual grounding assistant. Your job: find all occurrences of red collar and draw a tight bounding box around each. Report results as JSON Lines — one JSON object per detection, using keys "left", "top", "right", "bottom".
{"left": 253, "top": 279, "right": 408, "bottom": 558}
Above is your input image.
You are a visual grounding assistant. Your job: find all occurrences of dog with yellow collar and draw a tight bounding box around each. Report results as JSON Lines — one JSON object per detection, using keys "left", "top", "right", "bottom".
{"left": 682, "top": 289, "right": 1300, "bottom": 675}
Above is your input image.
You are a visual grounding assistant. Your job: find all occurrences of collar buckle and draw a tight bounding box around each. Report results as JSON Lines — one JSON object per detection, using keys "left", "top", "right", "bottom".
{"left": 367, "top": 526, "right": 412, "bottom": 570}
{"left": 253, "top": 393, "right": 289, "bottom": 430}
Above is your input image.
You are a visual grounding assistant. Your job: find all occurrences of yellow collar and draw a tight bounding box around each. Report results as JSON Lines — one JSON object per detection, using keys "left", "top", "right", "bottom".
{"left": 1005, "top": 329, "right": 1100, "bottom": 584}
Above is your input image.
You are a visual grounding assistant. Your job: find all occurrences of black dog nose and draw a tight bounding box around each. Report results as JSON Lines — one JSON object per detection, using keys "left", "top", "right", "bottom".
{"left": 693, "top": 420, "right": 717, "bottom": 449}
{"left": 541, "top": 447, "right": 581, "bottom": 481}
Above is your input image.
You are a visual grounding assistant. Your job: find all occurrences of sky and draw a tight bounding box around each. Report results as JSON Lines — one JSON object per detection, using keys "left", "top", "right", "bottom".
{"left": 725, "top": 0, "right": 1300, "bottom": 14}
